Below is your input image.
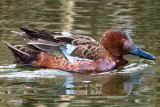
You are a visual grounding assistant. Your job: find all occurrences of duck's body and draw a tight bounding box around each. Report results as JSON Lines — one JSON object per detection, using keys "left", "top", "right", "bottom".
{"left": 4, "top": 28, "right": 155, "bottom": 73}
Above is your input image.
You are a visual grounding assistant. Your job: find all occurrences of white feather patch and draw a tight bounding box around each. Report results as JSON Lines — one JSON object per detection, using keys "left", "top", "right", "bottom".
{"left": 61, "top": 31, "right": 72, "bottom": 36}
{"left": 61, "top": 43, "right": 93, "bottom": 63}
{"left": 65, "top": 44, "right": 75, "bottom": 55}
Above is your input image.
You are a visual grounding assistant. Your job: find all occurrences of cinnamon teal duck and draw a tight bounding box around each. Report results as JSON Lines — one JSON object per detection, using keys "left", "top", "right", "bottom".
{"left": 4, "top": 28, "right": 155, "bottom": 73}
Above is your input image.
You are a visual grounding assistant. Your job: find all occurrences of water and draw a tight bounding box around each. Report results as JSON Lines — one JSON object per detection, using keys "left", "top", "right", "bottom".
{"left": 0, "top": 0, "right": 160, "bottom": 106}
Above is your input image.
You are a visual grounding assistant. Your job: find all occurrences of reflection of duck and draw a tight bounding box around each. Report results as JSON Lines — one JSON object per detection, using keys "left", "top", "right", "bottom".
{"left": 101, "top": 74, "right": 138, "bottom": 96}
{"left": 102, "top": 72, "right": 146, "bottom": 96}
{"left": 4, "top": 28, "right": 155, "bottom": 73}
{"left": 103, "top": 74, "right": 141, "bottom": 96}
{"left": 102, "top": 75, "right": 126, "bottom": 96}
{"left": 71, "top": 72, "right": 143, "bottom": 96}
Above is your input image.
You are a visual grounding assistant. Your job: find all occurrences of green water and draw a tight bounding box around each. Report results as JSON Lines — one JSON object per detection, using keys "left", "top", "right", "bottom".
{"left": 0, "top": 0, "right": 160, "bottom": 106}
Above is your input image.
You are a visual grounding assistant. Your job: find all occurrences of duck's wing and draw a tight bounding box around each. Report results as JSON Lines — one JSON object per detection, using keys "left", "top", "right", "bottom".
{"left": 11, "top": 28, "right": 109, "bottom": 61}
{"left": 3, "top": 41, "right": 39, "bottom": 64}
{"left": 11, "top": 28, "right": 70, "bottom": 51}
{"left": 15, "top": 28, "right": 60, "bottom": 42}
{"left": 16, "top": 28, "right": 73, "bottom": 42}
{"left": 55, "top": 35, "right": 109, "bottom": 61}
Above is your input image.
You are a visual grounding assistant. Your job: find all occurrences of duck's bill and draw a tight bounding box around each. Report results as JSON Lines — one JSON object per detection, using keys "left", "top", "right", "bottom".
{"left": 129, "top": 44, "right": 156, "bottom": 60}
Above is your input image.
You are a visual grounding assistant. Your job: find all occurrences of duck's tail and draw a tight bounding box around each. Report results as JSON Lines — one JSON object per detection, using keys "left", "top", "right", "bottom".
{"left": 3, "top": 41, "right": 39, "bottom": 64}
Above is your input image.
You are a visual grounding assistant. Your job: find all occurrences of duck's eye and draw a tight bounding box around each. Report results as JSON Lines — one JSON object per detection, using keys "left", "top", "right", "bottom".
{"left": 122, "top": 38, "right": 126, "bottom": 43}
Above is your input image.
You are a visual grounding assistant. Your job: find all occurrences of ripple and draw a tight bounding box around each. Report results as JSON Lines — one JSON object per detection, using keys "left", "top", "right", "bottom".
{"left": 0, "top": 64, "right": 16, "bottom": 69}
{"left": 0, "top": 65, "right": 71, "bottom": 78}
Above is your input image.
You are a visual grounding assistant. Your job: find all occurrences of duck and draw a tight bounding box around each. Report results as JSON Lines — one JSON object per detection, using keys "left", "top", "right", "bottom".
{"left": 4, "top": 28, "right": 155, "bottom": 73}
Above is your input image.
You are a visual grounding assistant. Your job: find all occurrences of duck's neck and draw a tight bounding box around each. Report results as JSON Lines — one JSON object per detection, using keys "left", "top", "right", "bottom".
{"left": 112, "top": 56, "right": 128, "bottom": 68}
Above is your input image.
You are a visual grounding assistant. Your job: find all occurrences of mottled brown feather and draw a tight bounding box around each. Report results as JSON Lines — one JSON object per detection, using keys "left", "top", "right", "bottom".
{"left": 54, "top": 35, "right": 111, "bottom": 60}
{"left": 15, "top": 28, "right": 110, "bottom": 61}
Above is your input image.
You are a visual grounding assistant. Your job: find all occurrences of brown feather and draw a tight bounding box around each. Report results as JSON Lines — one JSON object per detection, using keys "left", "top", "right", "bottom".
{"left": 9, "top": 28, "right": 113, "bottom": 64}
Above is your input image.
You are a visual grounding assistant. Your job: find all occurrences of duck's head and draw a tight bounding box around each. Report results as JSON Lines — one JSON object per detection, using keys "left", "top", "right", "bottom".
{"left": 100, "top": 30, "right": 155, "bottom": 60}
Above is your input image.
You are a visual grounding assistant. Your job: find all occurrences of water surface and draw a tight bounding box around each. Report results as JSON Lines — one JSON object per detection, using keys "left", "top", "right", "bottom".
{"left": 0, "top": 0, "right": 160, "bottom": 106}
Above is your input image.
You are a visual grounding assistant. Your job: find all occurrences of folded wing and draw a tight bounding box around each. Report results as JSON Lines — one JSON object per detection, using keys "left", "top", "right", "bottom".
{"left": 9, "top": 28, "right": 109, "bottom": 62}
